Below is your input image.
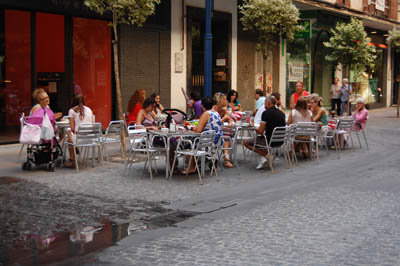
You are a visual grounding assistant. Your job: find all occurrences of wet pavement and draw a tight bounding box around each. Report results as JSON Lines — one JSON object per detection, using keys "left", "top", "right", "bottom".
{"left": 0, "top": 177, "right": 197, "bottom": 266}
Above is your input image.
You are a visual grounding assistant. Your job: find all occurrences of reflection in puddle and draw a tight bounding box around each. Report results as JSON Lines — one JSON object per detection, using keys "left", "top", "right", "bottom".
{"left": 0, "top": 211, "right": 199, "bottom": 266}
{"left": 1, "top": 220, "right": 130, "bottom": 266}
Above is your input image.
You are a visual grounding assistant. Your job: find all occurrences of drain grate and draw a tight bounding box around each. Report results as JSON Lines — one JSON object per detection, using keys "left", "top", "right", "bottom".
{"left": 141, "top": 210, "right": 199, "bottom": 229}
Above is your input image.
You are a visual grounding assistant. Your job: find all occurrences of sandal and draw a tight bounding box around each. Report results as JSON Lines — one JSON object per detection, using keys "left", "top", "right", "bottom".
{"left": 64, "top": 160, "right": 75, "bottom": 168}
{"left": 223, "top": 160, "right": 234, "bottom": 168}
{"left": 180, "top": 169, "right": 196, "bottom": 175}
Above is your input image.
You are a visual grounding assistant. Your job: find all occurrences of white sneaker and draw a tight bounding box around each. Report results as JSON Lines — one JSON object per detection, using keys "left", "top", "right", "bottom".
{"left": 256, "top": 157, "right": 268, "bottom": 170}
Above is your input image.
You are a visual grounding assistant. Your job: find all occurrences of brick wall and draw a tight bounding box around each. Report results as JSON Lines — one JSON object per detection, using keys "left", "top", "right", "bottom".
{"left": 119, "top": 26, "right": 171, "bottom": 113}
{"left": 388, "top": 0, "right": 398, "bottom": 20}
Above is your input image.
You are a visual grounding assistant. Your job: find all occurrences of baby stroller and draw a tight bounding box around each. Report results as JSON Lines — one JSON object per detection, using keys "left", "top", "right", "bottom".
{"left": 162, "top": 108, "right": 188, "bottom": 128}
{"left": 19, "top": 108, "right": 62, "bottom": 172}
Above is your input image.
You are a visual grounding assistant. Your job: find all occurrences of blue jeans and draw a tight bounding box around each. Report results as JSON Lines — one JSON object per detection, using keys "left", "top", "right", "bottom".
{"left": 341, "top": 101, "right": 351, "bottom": 116}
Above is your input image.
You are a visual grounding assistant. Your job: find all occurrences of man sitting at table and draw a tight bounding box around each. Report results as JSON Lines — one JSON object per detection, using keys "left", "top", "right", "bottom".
{"left": 244, "top": 95, "right": 286, "bottom": 170}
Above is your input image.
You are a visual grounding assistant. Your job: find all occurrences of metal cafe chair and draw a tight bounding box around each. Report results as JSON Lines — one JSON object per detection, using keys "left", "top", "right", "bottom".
{"left": 101, "top": 120, "right": 127, "bottom": 166}
{"left": 170, "top": 130, "right": 217, "bottom": 185}
{"left": 293, "top": 122, "right": 320, "bottom": 161}
{"left": 63, "top": 123, "right": 104, "bottom": 172}
{"left": 124, "top": 125, "right": 161, "bottom": 179}
{"left": 217, "top": 126, "right": 240, "bottom": 174}
{"left": 268, "top": 126, "right": 292, "bottom": 171}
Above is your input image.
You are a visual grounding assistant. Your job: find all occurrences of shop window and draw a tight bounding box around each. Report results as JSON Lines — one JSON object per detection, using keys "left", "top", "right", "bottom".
{"left": 2, "top": 10, "right": 31, "bottom": 127}
{"left": 73, "top": 17, "right": 111, "bottom": 127}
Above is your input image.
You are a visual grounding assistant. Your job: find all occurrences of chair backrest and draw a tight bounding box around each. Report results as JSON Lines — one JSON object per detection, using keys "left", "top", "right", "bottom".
{"left": 295, "top": 122, "right": 318, "bottom": 137}
{"left": 105, "top": 120, "right": 126, "bottom": 138}
{"left": 76, "top": 123, "right": 102, "bottom": 144}
{"left": 196, "top": 130, "right": 216, "bottom": 151}
{"left": 269, "top": 126, "right": 288, "bottom": 147}
{"left": 127, "top": 125, "right": 148, "bottom": 149}
{"left": 337, "top": 117, "right": 353, "bottom": 131}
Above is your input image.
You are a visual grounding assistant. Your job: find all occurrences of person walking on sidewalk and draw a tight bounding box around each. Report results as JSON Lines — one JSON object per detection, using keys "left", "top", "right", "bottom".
{"left": 330, "top": 77, "right": 341, "bottom": 116}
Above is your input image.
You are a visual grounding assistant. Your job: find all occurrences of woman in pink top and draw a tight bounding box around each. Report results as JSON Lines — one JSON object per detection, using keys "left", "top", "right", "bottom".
{"left": 352, "top": 97, "right": 368, "bottom": 131}
{"left": 290, "top": 81, "right": 309, "bottom": 109}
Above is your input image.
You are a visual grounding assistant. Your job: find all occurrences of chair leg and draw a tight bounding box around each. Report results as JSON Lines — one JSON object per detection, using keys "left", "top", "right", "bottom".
{"left": 98, "top": 145, "right": 105, "bottom": 168}
{"left": 194, "top": 157, "right": 203, "bottom": 185}
{"left": 18, "top": 144, "right": 25, "bottom": 161}
{"left": 268, "top": 152, "right": 274, "bottom": 174}
{"left": 170, "top": 153, "right": 179, "bottom": 180}
{"left": 73, "top": 147, "right": 79, "bottom": 172}
{"left": 147, "top": 153, "right": 153, "bottom": 180}
{"left": 362, "top": 130, "right": 369, "bottom": 150}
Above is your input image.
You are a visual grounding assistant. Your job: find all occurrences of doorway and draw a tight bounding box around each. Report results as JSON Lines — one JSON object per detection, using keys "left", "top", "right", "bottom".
{"left": 186, "top": 7, "right": 231, "bottom": 98}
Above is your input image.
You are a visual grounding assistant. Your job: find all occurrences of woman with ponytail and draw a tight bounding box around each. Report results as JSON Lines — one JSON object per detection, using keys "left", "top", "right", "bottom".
{"left": 64, "top": 94, "right": 94, "bottom": 167}
{"left": 68, "top": 94, "right": 94, "bottom": 133}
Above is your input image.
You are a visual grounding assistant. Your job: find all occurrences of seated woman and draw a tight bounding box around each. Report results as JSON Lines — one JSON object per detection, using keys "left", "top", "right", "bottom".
{"left": 310, "top": 95, "right": 328, "bottom": 126}
{"left": 183, "top": 96, "right": 233, "bottom": 173}
{"left": 127, "top": 89, "right": 146, "bottom": 124}
{"left": 352, "top": 97, "right": 368, "bottom": 131}
{"left": 29, "top": 88, "right": 62, "bottom": 142}
{"left": 214, "top": 92, "right": 232, "bottom": 126}
{"left": 287, "top": 96, "right": 312, "bottom": 158}
{"left": 65, "top": 94, "right": 94, "bottom": 167}
{"left": 30, "top": 88, "right": 62, "bottom": 119}
{"left": 227, "top": 90, "right": 242, "bottom": 112}
{"left": 150, "top": 93, "right": 164, "bottom": 117}
{"left": 136, "top": 97, "right": 158, "bottom": 131}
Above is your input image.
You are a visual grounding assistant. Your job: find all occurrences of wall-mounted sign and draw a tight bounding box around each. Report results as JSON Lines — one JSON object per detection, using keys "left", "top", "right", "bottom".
{"left": 175, "top": 53, "right": 183, "bottom": 73}
{"left": 216, "top": 59, "right": 226, "bottom": 66}
{"left": 294, "top": 20, "right": 311, "bottom": 39}
{"left": 375, "top": 0, "right": 385, "bottom": 12}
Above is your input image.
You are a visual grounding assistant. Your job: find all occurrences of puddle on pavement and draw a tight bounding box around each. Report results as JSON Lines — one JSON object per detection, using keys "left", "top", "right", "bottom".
{"left": 0, "top": 176, "right": 24, "bottom": 185}
{"left": 0, "top": 210, "right": 198, "bottom": 266}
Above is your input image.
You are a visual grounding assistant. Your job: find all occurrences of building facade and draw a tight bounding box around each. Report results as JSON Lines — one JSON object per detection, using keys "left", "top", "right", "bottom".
{"left": 288, "top": 0, "right": 400, "bottom": 109}
{"left": 1, "top": 0, "right": 399, "bottom": 144}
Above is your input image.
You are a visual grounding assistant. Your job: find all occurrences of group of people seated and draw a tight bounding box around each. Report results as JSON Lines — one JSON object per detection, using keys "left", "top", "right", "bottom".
{"left": 28, "top": 81, "right": 368, "bottom": 172}
{"left": 30, "top": 88, "right": 94, "bottom": 168}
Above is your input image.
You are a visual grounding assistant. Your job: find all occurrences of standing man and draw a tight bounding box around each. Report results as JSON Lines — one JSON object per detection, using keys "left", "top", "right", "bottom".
{"left": 245, "top": 95, "right": 286, "bottom": 170}
{"left": 254, "top": 89, "right": 266, "bottom": 115}
{"left": 330, "top": 77, "right": 341, "bottom": 116}
{"left": 290, "top": 81, "right": 309, "bottom": 109}
{"left": 341, "top": 78, "right": 352, "bottom": 115}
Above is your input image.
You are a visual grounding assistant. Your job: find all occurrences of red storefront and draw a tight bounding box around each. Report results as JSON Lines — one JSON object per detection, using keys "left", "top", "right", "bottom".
{"left": 0, "top": 1, "right": 112, "bottom": 143}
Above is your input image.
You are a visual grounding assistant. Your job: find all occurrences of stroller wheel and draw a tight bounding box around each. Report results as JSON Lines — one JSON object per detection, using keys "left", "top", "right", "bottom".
{"left": 22, "top": 162, "right": 32, "bottom": 171}
{"left": 47, "top": 163, "right": 56, "bottom": 172}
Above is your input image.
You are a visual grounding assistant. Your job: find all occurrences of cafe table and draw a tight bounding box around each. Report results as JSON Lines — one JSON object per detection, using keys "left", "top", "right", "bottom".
{"left": 149, "top": 129, "right": 201, "bottom": 179}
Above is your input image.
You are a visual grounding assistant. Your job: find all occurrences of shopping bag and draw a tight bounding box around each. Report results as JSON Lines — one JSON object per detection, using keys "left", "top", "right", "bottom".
{"left": 41, "top": 113, "right": 55, "bottom": 140}
{"left": 20, "top": 123, "right": 41, "bottom": 144}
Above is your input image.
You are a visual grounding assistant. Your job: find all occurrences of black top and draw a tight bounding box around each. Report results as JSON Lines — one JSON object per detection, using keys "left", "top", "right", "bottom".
{"left": 261, "top": 106, "right": 286, "bottom": 145}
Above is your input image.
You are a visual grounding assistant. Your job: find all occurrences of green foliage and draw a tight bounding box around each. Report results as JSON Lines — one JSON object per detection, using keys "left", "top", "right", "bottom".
{"left": 84, "top": 0, "right": 160, "bottom": 27}
{"left": 239, "top": 0, "right": 300, "bottom": 58}
{"left": 387, "top": 27, "right": 400, "bottom": 52}
{"left": 323, "top": 18, "right": 376, "bottom": 74}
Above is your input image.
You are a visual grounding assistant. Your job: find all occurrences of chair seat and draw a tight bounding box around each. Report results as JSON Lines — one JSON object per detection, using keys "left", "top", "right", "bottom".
{"left": 176, "top": 150, "right": 208, "bottom": 156}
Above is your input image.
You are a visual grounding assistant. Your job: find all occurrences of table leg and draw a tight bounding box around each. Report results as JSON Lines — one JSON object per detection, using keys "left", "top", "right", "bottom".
{"left": 166, "top": 137, "right": 170, "bottom": 179}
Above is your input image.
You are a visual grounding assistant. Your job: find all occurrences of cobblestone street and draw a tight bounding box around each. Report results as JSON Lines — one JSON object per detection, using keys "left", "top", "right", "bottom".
{"left": 1, "top": 107, "right": 400, "bottom": 265}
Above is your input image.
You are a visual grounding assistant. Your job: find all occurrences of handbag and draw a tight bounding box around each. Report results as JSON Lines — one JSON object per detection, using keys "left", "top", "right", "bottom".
{"left": 20, "top": 123, "right": 42, "bottom": 144}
